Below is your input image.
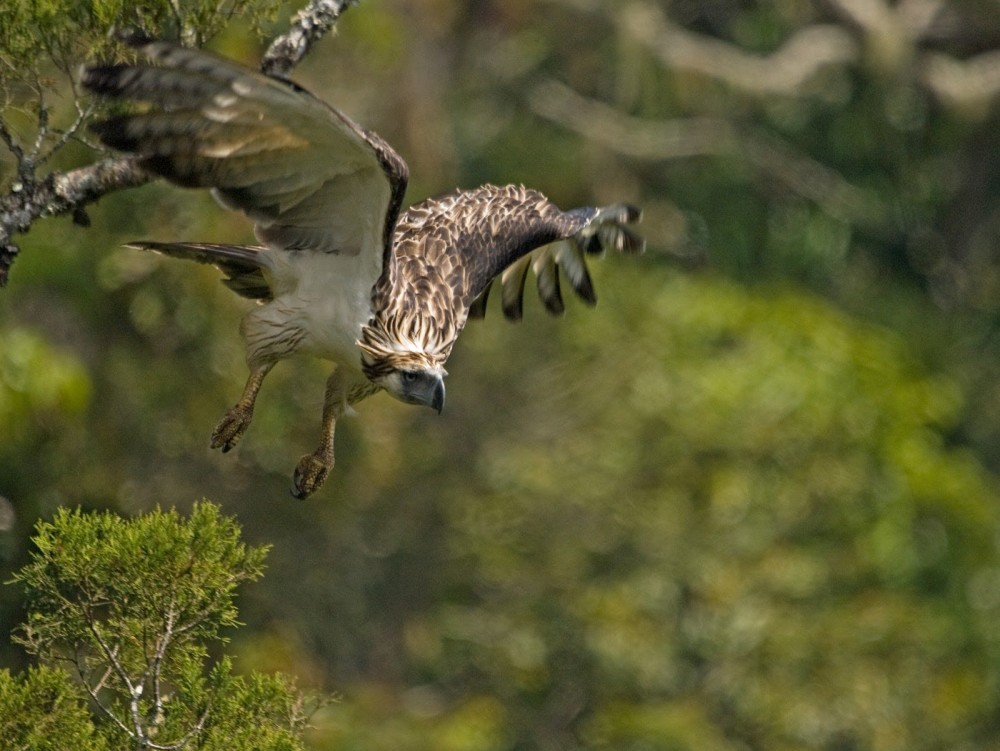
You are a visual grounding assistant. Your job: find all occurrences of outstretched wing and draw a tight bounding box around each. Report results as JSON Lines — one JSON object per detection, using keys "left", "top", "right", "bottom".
{"left": 470, "top": 202, "right": 645, "bottom": 320}
{"left": 81, "top": 37, "right": 408, "bottom": 272}
{"left": 392, "top": 184, "right": 643, "bottom": 324}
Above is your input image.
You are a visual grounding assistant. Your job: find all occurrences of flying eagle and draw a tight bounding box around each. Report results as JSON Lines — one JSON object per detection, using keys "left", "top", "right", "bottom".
{"left": 81, "top": 38, "right": 643, "bottom": 498}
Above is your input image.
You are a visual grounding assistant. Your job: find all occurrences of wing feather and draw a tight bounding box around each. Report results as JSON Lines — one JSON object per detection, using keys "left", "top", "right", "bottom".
{"left": 500, "top": 255, "right": 532, "bottom": 320}
{"left": 82, "top": 38, "right": 408, "bottom": 278}
{"left": 553, "top": 239, "right": 596, "bottom": 304}
{"left": 467, "top": 279, "right": 493, "bottom": 319}
{"left": 532, "top": 251, "right": 564, "bottom": 316}
{"left": 393, "top": 185, "right": 642, "bottom": 324}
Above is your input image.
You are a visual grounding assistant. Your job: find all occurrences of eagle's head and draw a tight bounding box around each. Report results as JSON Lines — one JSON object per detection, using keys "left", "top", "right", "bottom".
{"left": 357, "top": 316, "right": 450, "bottom": 413}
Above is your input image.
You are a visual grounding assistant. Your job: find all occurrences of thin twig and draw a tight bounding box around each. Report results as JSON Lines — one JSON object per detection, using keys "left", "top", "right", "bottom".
{"left": 28, "top": 101, "right": 48, "bottom": 166}
{"left": 85, "top": 618, "right": 146, "bottom": 742}
{"left": 93, "top": 661, "right": 117, "bottom": 695}
{"left": 0, "top": 117, "right": 25, "bottom": 166}
{"left": 147, "top": 607, "right": 177, "bottom": 726}
{"left": 150, "top": 704, "right": 213, "bottom": 751}
{"left": 38, "top": 104, "right": 94, "bottom": 167}
{"left": 73, "top": 642, "right": 135, "bottom": 738}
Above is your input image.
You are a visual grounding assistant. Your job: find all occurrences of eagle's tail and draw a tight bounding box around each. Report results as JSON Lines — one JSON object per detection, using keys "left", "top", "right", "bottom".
{"left": 125, "top": 241, "right": 273, "bottom": 301}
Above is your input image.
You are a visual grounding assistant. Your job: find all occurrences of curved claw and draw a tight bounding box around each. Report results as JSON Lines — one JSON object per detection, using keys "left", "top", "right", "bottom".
{"left": 210, "top": 404, "right": 254, "bottom": 453}
{"left": 291, "top": 450, "right": 333, "bottom": 500}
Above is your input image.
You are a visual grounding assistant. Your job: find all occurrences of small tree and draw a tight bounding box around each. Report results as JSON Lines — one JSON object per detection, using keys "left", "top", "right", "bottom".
{"left": 1, "top": 502, "right": 313, "bottom": 751}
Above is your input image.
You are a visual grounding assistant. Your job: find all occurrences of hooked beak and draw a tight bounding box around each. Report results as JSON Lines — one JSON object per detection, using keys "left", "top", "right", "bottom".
{"left": 431, "top": 376, "right": 445, "bottom": 414}
{"left": 399, "top": 372, "right": 446, "bottom": 414}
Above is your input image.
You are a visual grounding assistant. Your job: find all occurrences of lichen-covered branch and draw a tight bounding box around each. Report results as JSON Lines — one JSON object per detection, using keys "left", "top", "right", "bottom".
{"left": 0, "top": 158, "right": 152, "bottom": 285}
{"left": 0, "top": 0, "right": 359, "bottom": 287}
{"left": 260, "top": 0, "right": 359, "bottom": 77}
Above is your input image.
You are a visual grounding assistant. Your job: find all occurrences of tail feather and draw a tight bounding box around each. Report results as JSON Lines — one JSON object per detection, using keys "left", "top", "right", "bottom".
{"left": 125, "top": 241, "right": 273, "bottom": 300}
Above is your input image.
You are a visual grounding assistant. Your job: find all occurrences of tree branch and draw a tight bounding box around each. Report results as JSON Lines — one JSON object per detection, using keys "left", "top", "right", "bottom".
{"left": 260, "top": 0, "right": 359, "bottom": 78}
{"left": 0, "top": 118, "right": 27, "bottom": 176}
{"left": 73, "top": 643, "right": 135, "bottom": 739}
{"left": 147, "top": 606, "right": 177, "bottom": 728}
{"left": 0, "top": 0, "right": 359, "bottom": 287}
{"left": 528, "top": 79, "right": 883, "bottom": 226}
{"left": 0, "top": 157, "right": 152, "bottom": 285}
{"left": 922, "top": 50, "right": 1000, "bottom": 113}
{"left": 84, "top": 617, "right": 146, "bottom": 743}
{"left": 615, "top": 1, "right": 859, "bottom": 97}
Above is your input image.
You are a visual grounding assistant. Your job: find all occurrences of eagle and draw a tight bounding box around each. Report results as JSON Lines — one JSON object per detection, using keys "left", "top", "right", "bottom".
{"left": 81, "top": 37, "right": 644, "bottom": 499}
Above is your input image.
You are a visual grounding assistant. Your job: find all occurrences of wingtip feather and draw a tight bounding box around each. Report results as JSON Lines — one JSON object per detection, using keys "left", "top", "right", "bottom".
{"left": 467, "top": 280, "right": 492, "bottom": 319}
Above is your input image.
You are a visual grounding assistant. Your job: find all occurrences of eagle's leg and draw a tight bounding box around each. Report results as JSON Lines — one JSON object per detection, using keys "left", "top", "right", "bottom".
{"left": 211, "top": 362, "right": 274, "bottom": 452}
{"left": 291, "top": 371, "right": 345, "bottom": 500}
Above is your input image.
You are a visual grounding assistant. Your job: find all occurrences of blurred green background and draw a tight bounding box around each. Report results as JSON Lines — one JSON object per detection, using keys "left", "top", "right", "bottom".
{"left": 3, "top": 1, "right": 1000, "bottom": 748}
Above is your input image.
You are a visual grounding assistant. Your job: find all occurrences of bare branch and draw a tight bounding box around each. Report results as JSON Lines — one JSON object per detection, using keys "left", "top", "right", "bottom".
{"left": 922, "top": 50, "right": 1000, "bottom": 114}
{"left": 29, "top": 103, "right": 49, "bottom": 165}
{"left": 0, "top": 156, "right": 153, "bottom": 286}
{"left": 147, "top": 607, "right": 177, "bottom": 727}
{"left": 617, "top": 2, "right": 859, "bottom": 97}
{"left": 0, "top": 117, "right": 26, "bottom": 170}
{"left": 529, "top": 79, "right": 883, "bottom": 225}
{"left": 36, "top": 101, "right": 94, "bottom": 168}
{"left": 93, "top": 661, "right": 116, "bottom": 695}
{"left": 146, "top": 704, "right": 213, "bottom": 751}
{"left": 83, "top": 617, "right": 148, "bottom": 743}
{"left": 77, "top": 666, "right": 135, "bottom": 738}
{"left": 72, "top": 642, "right": 134, "bottom": 737}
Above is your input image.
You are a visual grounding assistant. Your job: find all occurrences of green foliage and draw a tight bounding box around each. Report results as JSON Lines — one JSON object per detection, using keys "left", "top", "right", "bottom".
{"left": 0, "top": 327, "right": 91, "bottom": 448}
{"left": 0, "top": 0, "right": 282, "bottom": 84}
{"left": 0, "top": 666, "right": 106, "bottom": 751}
{"left": 14, "top": 502, "right": 266, "bottom": 659}
{"left": 2, "top": 503, "right": 308, "bottom": 751}
{"left": 198, "top": 666, "right": 310, "bottom": 751}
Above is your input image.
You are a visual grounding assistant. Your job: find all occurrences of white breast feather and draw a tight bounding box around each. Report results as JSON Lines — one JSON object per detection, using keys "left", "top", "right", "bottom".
{"left": 256, "top": 226, "right": 383, "bottom": 367}
{"left": 241, "top": 161, "right": 392, "bottom": 371}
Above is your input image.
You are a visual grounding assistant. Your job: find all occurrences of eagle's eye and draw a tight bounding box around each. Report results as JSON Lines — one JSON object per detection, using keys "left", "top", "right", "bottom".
{"left": 400, "top": 370, "right": 420, "bottom": 383}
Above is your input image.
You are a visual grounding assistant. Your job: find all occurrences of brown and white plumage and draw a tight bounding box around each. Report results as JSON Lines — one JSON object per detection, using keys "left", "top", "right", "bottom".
{"left": 82, "top": 37, "right": 643, "bottom": 498}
